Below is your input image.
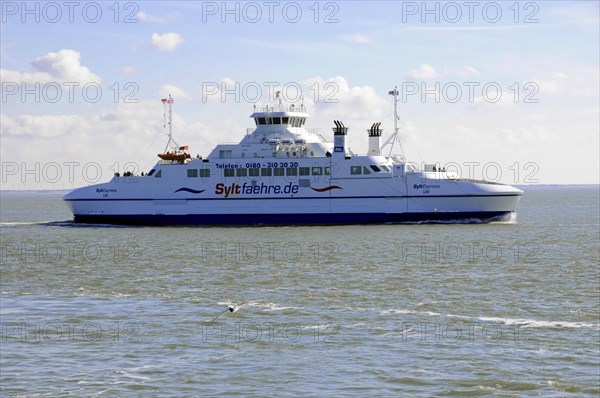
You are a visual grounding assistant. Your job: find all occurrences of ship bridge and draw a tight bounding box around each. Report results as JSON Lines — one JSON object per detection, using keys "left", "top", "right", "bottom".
{"left": 250, "top": 103, "right": 310, "bottom": 130}
{"left": 208, "top": 101, "right": 332, "bottom": 160}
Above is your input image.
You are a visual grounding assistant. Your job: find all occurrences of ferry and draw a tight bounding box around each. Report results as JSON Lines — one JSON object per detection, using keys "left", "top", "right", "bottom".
{"left": 63, "top": 90, "right": 523, "bottom": 225}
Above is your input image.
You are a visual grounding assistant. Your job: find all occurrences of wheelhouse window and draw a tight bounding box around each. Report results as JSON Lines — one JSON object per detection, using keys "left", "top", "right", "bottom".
{"left": 256, "top": 117, "right": 266, "bottom": 125}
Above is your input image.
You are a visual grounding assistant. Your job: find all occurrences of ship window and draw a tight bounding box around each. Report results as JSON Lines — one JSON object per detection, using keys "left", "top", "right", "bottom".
{"left": 299, "top": 167, "right": 310, "bottom": 176}
{"left": 370, "top": 165, "right": 381, "bottom": 172}
{"left": 272, "top": 117, "right": 281, "bottom": 124}
{"left": 257, "top": 117, "right": 266, "bottom": 125}
{"left": 261, "top": 168, "right": 272, "bottom": 176}
{"left": 148, "top": 169, "right": 156, "bottom": 176}
{"left": 380, "top": 165, "right": 391, "bottom": 172}
{"left": 325, "top": 167, "right": 331, "bottom": 176}
{"left": 282, "top": 117, "right": 289, "bottom": 125}
{"left": 236, "top": 168, "right": 247, "bottom": 177}
{"left": 199, "top": 169, "right": 210, "bottom": 178}
{"left": 249, "top": 168, "right": 259, "bottom": 177}
{"left": 155, "top": 170, "right": 162, "bottom": 178}
{"left": 300, "top": 118, "right": 306, "bottom": 126}
{"left": 312, "top": 167, "right": 323, "bottom": 175}
{"left": 187, "top": 169, "right": 198, "bottom": 178}
{"left": 219, "top": 150, "right": 232, "bottom": 159}
{"left": 274, "top": 167, "right": 285, "bottom": 176}
{"left": 350, "top": 166, "right": 362, "bottom": 175}
{"left": 363, "top": 167, "right": 371, "bottom": 175}
{"left": 286, "top": 167, "right": 297, "bottom": 176}
{"left": 224, "top": 169, "right": 235, "bottom": 177}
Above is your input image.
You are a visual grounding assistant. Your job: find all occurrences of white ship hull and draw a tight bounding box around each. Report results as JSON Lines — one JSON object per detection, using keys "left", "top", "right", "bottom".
{"left": 64, "top": 162, "right": 522, "bottom": 225}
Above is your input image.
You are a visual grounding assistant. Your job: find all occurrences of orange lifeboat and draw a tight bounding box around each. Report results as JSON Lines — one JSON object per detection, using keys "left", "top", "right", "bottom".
{"left": 158, "top": 149, "right": 191, "bottom": 162}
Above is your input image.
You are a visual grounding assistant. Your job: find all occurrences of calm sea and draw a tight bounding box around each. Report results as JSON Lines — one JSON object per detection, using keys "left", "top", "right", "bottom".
{"left": 1, "top": 186, "right": 599, "bottom": 397}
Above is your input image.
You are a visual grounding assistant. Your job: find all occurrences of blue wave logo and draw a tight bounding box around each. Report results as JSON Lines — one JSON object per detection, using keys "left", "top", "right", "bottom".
{"left": 174, "top": 188, "right": 205, "bottom": 194}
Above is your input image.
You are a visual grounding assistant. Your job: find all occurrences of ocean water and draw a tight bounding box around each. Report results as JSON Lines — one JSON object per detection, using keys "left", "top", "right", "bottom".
{"left": 1, "top": 186, "right": 598, "bottom": 397}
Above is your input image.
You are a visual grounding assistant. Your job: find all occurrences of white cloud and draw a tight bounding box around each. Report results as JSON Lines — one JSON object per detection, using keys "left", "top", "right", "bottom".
{"left": 120, "top": 66, "right": 137, "bottom": 76}
{"left": 340, "top": 34, "right": 374, "bottom": 44}
{"left": 1, "top": 49, "right": 100, "bottom": 85}
{"left": 151, "top": 32, "right": 184, "bottom": 51}
{"left": 300, "top": 76, "right": 390, "bottom": 153}
{"left": 158, "top": 84, "right": 190, "bottom": 99}
{"left": 221, "top": 77, "right": 236, "bottom": 86}
{"left": 1, "top": 101, "right": 188, "bottom": 189}
{"left": 138, "top": 11, "right": 180, "bottom": 23}
{"left": 534, "top": 79, "right": 561, "bottom": 94}
{"left": 471, "top": 93, "right": 517, "bottom": 109}
{"left": 1, "top": 114, "right": 88, "bottom": 139}
{"left": 407, "top": 64, "right": 438, "bottom": 80}
{"left": 551, "top": 72, "right": 568, "bottom": 79}
{"left": 531, "top": 72, "right": 568, "bottom": 95}
{"left": 31, "top": 49, "right": 100, "bottom": 84}
{"left": 199, "top": 77, "right": 239, "bottom": 102}
{"left": 456, "top": 66, "right": 481, "bottom": 77}
{"left": 0, "top": 69, "right": 54, "bottom": 84}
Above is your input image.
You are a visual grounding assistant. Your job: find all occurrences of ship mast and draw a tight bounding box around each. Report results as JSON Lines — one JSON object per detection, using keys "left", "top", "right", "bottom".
{"left": 162, "top": 95, "right": 179, "bottom": 152}
{"left": 381, "top": 87, "right": 405, "bottom": 161}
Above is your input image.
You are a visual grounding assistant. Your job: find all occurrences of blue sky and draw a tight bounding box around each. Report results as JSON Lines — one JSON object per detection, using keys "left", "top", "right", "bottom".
{"left": 1, "top": 1, "right": 599, "bottom": 188}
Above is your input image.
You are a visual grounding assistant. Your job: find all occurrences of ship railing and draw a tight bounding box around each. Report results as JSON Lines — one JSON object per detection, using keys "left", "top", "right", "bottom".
{"left": 313, "top": 132, "right": 332, "bottom": 143}
{"left": 247, "top": 127, "right": 330, "bottom": 140}
{"left": 253, "top": 104, "right": 306, "bottom": 113}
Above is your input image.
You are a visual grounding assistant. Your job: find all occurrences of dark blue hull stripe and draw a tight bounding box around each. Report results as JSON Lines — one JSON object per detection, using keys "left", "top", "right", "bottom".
{"left": 72, "top": 211, "right": 511, "bottom": 226}
{"left": 65, "top": 194, "right": 522, "bottom": 202}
